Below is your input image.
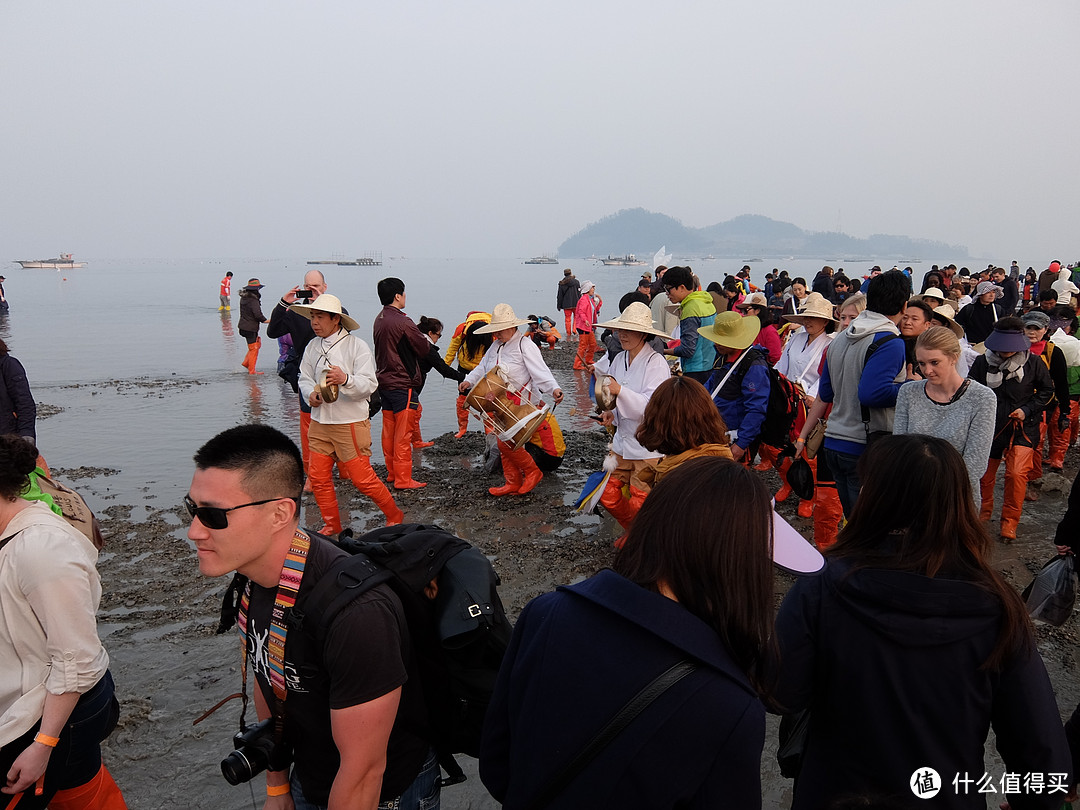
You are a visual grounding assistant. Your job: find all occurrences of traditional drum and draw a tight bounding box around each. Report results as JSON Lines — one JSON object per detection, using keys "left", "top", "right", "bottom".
{"left": 465, "top": 365, "right": 551, "bottom": 449}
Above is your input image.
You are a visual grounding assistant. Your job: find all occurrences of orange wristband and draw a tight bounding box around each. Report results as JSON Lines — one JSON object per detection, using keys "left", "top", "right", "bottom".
{"left": 267, "top": 784, "right": 290, "bottom": 797}
{"left": 34, "top": 733, "right": 60, "bottom": 748}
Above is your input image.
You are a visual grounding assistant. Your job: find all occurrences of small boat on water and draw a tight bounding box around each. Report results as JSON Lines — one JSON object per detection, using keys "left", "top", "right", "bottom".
{"left": 600, "top": 254, "right": 648, "bottom": 266}
{"left": 307, "top": 254, "right": 383, "bottom": 266}
{"left": 16, "top": 253, "right": 85, "bottom": 269}
{"left": 524, "top": 255, "right": 559, "bottom": 264}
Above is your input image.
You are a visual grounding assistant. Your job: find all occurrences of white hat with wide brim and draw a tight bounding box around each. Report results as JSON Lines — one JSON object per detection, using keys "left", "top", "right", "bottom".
{"left": 783, "top": 292, "right": 838, "bottom": 325}
{"left": 474, "top": 303, "right": 535, "bottom": 334}
{"left": 929, "top": 304, "right": 965, "bottom": 339}
{"left": 594, "top": 302, "right": 670, "bottom": 338}
{"left": 921, "top": 287, "right": 946, "bottom": 301}
{"left": 290, "top": 294, "right": 359, "bottom": 332}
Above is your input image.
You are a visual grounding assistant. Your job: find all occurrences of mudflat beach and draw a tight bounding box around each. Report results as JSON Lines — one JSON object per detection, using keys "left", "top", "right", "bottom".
{"left": 31, "top": 340, "right": 1079, "bottom": 809}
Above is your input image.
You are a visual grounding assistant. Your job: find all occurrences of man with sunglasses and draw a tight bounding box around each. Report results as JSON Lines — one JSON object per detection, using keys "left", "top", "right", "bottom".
{"left": 186, "top": 425, "right": 438, "bottom": 810}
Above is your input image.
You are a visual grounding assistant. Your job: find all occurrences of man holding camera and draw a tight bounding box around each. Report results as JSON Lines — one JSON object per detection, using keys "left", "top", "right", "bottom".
{"left": 187, "top": 425, "right": 437, "bottom": 810}
{"left": 267, "top": 270, "right": 338, "bottom": 486}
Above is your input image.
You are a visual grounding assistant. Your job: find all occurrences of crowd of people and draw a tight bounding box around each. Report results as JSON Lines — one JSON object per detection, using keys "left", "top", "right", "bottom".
{"left": 5, "top": 257, "right": 1080, "bottom": 810}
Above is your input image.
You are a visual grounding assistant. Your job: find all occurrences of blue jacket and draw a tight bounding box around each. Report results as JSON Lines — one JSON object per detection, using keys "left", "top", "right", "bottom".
{"left": 0, "top": 354, "right": 35, "bottom": 440}
{"left": 706, "top": 348, "right": 770, "bottom": 450}
{"left": 480, "top": 569, "right": 765, "bottom": 809}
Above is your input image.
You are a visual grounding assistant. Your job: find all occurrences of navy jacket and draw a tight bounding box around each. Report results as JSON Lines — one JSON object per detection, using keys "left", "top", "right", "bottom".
{"left": 480, "top": 570, "right": 765, "bottom": 809}
{"left": 707, "top": 348, "right": 770, "bottom": 451}
{"left": 0, "top": 354, "right": 35, "bottom": 440}
{"left": 776, "top": 557, "right": 1069, "bottom": 810}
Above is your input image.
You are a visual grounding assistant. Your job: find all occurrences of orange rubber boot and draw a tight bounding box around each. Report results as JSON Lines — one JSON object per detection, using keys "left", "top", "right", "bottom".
{"left": 510, "top": 445, "right": 544, "bottom": 494}
{"left": 48, "top": 764, "right": 128, "bottom": 810}
{"left": 340, "top": 456, "right": 403, "bottom": 525}
{"left": 775, "top": 456, "right": 794, "bottom": 502}
{"left": 754, "top": 444, "right": 780, "bottom": 471}
{"left": 308, "top": 453, "right": 342, "bottom": 536}
{"left": 1000, "top": 445, "right": 1033, "bottom": 541}
{"left": 980, "top": 456, "right": 1001, "bottom": 521}
{"left": 412, "top": 403, "right": 434, "bottom": 448}
{"left": 454, "top": 394, "right": 470, "bottom": 438}
{"left": 393, "top": 408, "right": 427, "bottom": 489}
{"left": 813, "top": 484, "right": 843, "bottom": 550}
{"left": 489, "top": 440, "right": 523, "bottom": 496}
{"left": 381, "top": 410, "right": 398, "bottom": 484}
{"left": 299, "top": 410, "right": 313, "bottom": 479}
{"left": 1048, "top": 410, "right": 1070, "bottom": 470}
{"left": 247, "top": 338, "right": 264, "bottom": 374}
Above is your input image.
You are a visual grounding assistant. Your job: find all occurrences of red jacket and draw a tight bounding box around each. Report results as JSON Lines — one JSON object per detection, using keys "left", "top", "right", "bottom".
{"left": 372, "top": 305, "right": 431, "bottom": 390}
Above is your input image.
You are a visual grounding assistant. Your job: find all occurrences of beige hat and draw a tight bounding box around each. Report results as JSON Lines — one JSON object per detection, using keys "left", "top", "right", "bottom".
{"left": 930, "top": 304, "right": 965, "bottom": 339}
{"left": 290, "top": 294, "right": 360, "bottom": 332}
{"left": 922, "top": 287, "right": 946, "bottom": 301}
{"left": 474, "top": 303, "right": 535, "bottom": 334}
{"left": 736, "top": 292, "right": 769, "bottom": 311}
{"left": 784, "top": 292, "right": 837, "bottom": 325}
{"left": 594, "top": 302, "right": 670, "bottom": 338}
{"left": 699, "top": 311, "right": 761, "bottom": 351}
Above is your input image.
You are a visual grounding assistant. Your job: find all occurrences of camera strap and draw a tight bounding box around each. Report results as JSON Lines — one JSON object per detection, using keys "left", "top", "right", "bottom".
{"left": 235, "top": 529, "right": 312, "bottom": 733}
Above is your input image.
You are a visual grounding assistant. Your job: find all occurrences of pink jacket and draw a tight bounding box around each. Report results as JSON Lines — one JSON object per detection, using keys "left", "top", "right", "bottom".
{"left": 574, "top": 293, "right": 600, "bottom": 334}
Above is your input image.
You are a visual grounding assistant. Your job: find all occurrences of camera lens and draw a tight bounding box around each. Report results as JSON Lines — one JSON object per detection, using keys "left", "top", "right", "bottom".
{"left": 221, "top": 748, "right": 261, "bottom": 785}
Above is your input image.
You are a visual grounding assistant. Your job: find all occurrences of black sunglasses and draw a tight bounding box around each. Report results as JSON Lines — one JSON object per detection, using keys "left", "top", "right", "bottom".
{"left": 183, "top": 494, "right": 295, "bottom": 529}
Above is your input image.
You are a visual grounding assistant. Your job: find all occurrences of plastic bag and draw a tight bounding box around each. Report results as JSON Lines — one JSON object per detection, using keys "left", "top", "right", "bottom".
{"left": 1022, "top": 554, "right": 1076, "bottom": 627}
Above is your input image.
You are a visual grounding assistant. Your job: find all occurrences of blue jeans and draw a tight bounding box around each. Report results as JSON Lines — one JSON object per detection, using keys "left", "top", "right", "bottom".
{"left": 824, "top": 447, "right": 862, "bottom": 518}
{"left": 291, "top": 748, "right": 440, "bottom": 810}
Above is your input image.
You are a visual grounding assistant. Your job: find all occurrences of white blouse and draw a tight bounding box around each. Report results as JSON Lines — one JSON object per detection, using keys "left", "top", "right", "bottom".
{"left": 776, "top": 330, "right": 833, "bottom": 399}
{"left": 464, "top": 333, "right": 559, "bottom": 399}
{"left": 595, "top": 344, "right": 671, "bottom": 460}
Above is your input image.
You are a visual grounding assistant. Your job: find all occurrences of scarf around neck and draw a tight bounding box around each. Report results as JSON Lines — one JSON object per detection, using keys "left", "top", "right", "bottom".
{"left": 984, "top": 349, "right": 1028, "bottom": 389}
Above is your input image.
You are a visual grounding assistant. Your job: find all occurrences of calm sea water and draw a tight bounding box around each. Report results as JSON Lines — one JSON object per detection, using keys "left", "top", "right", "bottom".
{"left": 0, "top": 255, "right": 964, "bottom": 511}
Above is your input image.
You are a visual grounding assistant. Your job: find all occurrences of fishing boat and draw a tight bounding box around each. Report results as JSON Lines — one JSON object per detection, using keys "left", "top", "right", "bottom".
{"left": 16, "top": 253, "right": 85, "bottom": 269}
{"left": 524, "top": 255, "right": 559, "bottom": 264}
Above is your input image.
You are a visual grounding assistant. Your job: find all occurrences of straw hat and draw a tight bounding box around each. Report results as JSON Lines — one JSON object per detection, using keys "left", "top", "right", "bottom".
{"left": 735, "top": 292, "right": 769, "bottom": 311}
{"left": 594, "top": 302, "right": 669, "bottom": 338}
{"left": 698, "top": 311, "right": 761, "bottom": 351}
{"left": 922, "top": 287, "right": 946, "bottom": 302}
{"left": 290, "top": 293, "right": 360, "bottom": 331}
{"left": 784, "top": 292, "right": 838, "bottom": 325}
{"left": 474, "top": 303, "right": 535, "bottom": 334}
{"left": 929, "top": 304, "right": 965, "bottom": 339}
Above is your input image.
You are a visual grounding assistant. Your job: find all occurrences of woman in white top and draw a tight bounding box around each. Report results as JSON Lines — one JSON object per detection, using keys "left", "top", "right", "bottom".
{"left": 777, "top": 293, "right": 836, "bottom": 400}
{"left": 461, "top": 304, "right": 564, "bottom": 497}
{"left": 0, "top": 436, "right": 125, "bottom": 808}
{"left": 586, "top": 303, "right": 672, "bottom": 542}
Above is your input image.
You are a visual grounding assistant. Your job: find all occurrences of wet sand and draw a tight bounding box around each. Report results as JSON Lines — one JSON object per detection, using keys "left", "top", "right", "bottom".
{"left": 49, "top": 341, "right": 1080, "bottom": 809}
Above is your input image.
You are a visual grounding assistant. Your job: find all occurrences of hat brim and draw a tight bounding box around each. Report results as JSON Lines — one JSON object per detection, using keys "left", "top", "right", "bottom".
{"left": 593, "top": 316, "right": 669, "bottom": 338}
{"left": 772, "top": 508, "right": 824, "bottom": 575}
{"left": 698, "top": 317, "right": 761, "bottom": 351}
{"left": 931, "top": 315, "right": 965, "bottom": 339}
{"left": 474, "top": 318, "right": 534, "bottom": 334}
{"left": 289, "top": 303, "right": 360, "bottom": 332}
{"left": 984, "top": 331, "right": 1030, "bottom": 353}
{"left": 784, "top": 311, "right": 838, "bottom": 325}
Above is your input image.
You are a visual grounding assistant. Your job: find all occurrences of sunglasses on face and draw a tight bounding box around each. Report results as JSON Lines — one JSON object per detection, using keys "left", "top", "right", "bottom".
{"left": 183, "top": 494, "right": 295, "bottom": 529}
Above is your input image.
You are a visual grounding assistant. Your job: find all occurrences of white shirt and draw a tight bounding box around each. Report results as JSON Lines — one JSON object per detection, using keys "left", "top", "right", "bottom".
{"left": 775, "top": 330, "right": 832, "bottom": 399}
{"left": 299, "top": 328, "right": 379, "bottom": 424}
{"left": 464, "top": 333, "right": 559, "bottom": 399}
{"left": 1, "top": 502, "right": 109, "bottom": 746}
{"left": 595, "top": 344, "right": 671, "bottom": 459}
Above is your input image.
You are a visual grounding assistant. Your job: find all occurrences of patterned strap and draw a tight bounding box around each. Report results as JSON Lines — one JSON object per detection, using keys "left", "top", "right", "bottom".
{"left": 237, "top": 529, "right": 311, "bottom": 703}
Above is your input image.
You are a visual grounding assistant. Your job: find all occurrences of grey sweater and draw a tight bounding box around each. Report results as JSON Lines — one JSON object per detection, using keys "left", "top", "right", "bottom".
{"left": 893, "top": 379, "right": 997, "bottom": 497}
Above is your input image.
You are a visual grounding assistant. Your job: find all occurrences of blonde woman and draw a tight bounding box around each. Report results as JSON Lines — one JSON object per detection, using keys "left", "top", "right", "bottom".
{"left": 894, "top": 326, "right": 996, "bottom": 498}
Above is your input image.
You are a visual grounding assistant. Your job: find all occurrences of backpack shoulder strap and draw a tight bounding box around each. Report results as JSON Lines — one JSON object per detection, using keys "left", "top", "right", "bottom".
{"left": 860, "top": 332, "right": 902, "bottom": 429}
{"left": 290, "top": 553, "right": 394, "bottom": 643}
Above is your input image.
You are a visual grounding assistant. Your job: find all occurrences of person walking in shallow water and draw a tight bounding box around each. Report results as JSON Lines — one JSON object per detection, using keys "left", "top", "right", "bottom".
{"left": 237, "top": 278, "right": 268, "bottom": 374}
{"left": 218, "top": 271, "right": 232, "bottom": 311}
{"left": 556, "top": 269, "right": 581, "bottom": 340}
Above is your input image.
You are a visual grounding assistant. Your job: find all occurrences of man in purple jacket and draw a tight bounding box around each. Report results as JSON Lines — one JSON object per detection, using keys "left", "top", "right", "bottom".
{"left": 373, "top": 277, "right": 432, "bottom": 490}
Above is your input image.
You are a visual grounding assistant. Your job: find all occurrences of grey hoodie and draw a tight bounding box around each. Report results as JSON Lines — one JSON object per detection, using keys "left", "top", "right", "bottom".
{"left": 822, "top": 310, "right": 905, "bottom": 450}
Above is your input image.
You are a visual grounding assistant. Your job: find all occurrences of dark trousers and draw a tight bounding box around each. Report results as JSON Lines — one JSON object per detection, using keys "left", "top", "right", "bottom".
{"left": 824, "top": 447, "right": 862, "bottom": 518}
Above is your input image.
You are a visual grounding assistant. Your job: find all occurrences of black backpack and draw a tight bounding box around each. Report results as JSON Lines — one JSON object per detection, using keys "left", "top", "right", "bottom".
{"left": 298, "top": 524, "right": 511, "bottom": 787}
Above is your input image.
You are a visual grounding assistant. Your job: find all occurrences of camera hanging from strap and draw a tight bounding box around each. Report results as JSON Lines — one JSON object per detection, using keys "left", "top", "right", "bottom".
{"left": 194, "top": 529, "right": 312, "bottom": 743}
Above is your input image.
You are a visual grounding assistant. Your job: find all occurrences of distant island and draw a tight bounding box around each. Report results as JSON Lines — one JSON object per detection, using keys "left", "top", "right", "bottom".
{"left": 559, "top": 208, "right": 968, "bottom": 261}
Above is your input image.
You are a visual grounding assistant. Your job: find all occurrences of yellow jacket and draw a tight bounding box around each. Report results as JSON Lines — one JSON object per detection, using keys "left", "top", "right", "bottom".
{"left": 444, "top": 311, "right": 492, "bottom": 372}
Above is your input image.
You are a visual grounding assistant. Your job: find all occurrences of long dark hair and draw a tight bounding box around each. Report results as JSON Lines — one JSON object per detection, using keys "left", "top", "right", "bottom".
{"left": 463, "top": 319, "right": 493, "bottom": 356}
{"left": 614, "top": 457, "right": 776, "bottom": 696}
{"left": 830, "top": 434, "right": 1031, "bottom": 669}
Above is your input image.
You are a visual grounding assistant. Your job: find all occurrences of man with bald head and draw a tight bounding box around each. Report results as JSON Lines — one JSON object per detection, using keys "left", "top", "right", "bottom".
{"left": 267, "top": 269, "right": 340, "bottom": 485}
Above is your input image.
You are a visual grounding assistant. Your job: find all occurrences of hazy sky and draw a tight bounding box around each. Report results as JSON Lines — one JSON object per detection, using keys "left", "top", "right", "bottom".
{"left": 2, "top": 1, "right": 1077, "bottom": 260}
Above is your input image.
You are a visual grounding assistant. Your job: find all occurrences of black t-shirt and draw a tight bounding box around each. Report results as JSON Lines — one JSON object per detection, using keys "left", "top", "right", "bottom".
{"left": 244, "top": 535, "right": 429, "bottom": 804}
